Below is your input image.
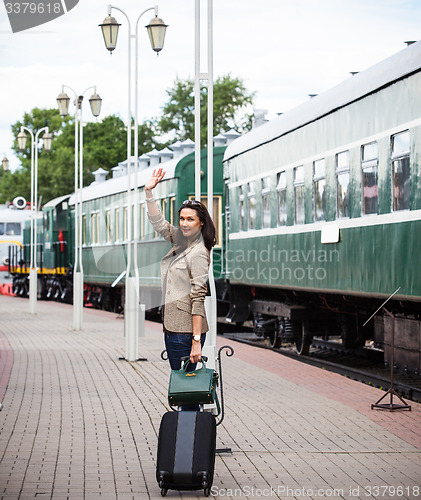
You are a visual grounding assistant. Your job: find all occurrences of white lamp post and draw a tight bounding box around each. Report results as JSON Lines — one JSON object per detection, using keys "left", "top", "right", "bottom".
{"left": 57, "top": 85, "right": 102, "bottom": 331}
{"left": 100, "top": 4, "right": 167, "bottom": 362}
{"left": 17, "top": 126, "right": 52, "bottom": 315}
{"left": 2, "top": 155, "right": 9, "bottom": 172}
{"left": 194, "top": 0, "right": 217, "bottom": 374}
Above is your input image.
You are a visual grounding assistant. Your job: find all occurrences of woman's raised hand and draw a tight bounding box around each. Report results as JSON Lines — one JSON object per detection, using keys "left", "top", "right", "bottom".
{"left": 145, "top": 167, "right": 165, "bottom": 191}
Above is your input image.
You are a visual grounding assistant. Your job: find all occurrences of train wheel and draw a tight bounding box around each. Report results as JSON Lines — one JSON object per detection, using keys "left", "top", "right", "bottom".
{"left": 268, "top": 325, "right": 282, "bottom": 349}
{"left": 294, "top": 320, "right": 312, "bottom": 355}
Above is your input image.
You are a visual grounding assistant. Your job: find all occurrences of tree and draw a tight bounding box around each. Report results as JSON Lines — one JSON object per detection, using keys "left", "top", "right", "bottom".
{"left": 0, "top": 110, "right": 162, "bottom": 204}
{"left": 5, "top": 107, "right": 69, "bottom": 204}
{"left": 158, "top": 74, "right": 255, "bottom": 145}
{"left": 0, "top": 75, "right": 255, "bottom": 204}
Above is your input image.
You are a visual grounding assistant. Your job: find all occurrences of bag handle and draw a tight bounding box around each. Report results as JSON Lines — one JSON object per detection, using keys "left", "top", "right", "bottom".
{"left": 180, "top": 355, "right": 208, "bottom": 372}
{"left": 180, "top": 355, "right": 208, "bottom": 362}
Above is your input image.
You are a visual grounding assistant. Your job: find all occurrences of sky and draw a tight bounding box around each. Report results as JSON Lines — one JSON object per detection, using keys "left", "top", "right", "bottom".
{"left": 1, "top": 0, "right": 421, "bottom": 174}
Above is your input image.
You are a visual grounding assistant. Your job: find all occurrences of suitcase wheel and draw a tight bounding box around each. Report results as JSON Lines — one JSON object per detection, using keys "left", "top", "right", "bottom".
{"left": 203, "top": 479, "right": 211, "bottom": 497}
{"left": 158, "top": 476, "right": 168, "bottom": 496}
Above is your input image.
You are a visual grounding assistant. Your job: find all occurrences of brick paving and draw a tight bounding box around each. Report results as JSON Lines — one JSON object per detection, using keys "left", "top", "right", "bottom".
{"left": 0, "top": 294, "right": 420, "bottom": 500}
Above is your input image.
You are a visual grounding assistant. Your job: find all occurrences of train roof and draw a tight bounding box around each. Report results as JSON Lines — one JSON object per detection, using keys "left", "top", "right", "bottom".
{"left": 0, "top": 206, "right": 30, "bottom": 222}
{"left": 224, "top": 40, "right": 421, "bottom": 162}
{"left": 68, "top": 154, "right": 183, "bottom": 206}
{"left": 66, "top": 144, "right": 227, "bottom": 206}
{"left": 43, "top": 194, "right": 71, "bottom": 209}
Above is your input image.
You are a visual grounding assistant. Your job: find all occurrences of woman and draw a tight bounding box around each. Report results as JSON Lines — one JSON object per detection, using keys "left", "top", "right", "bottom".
{"left": 145, "top": 167, "right": 216, "bottom": 377}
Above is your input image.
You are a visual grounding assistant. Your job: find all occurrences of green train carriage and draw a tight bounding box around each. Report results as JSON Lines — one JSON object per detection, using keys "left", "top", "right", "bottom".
{"left": 223, "top": 41, "right": 421, "bottom": 370}
{"left": 10, "top": 195, "right": 73, "bottom": 299}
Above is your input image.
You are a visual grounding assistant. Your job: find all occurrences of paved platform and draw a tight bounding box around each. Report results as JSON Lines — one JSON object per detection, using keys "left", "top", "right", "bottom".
{"left": 0, "top": 294, "right": 420, "bottom": 500}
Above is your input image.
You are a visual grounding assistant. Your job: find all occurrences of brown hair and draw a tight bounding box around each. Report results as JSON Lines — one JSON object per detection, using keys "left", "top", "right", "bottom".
{"left": 177, "top": 200, "right": 216, "bottom": 251}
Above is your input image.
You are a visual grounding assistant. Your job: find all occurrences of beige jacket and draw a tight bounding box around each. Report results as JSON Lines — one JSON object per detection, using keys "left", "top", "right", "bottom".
{"left": 148, "top": 210, "right": 210, "bottom": 333}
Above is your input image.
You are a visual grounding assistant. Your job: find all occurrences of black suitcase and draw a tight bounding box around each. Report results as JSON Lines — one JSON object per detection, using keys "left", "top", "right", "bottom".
{"left": 156, "top": 411, "right": 216, "bottom": 496}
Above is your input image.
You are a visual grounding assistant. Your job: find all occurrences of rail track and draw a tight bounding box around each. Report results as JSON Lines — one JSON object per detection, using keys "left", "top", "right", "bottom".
{"left": 219, "top": 329, "right": 421, "bottom": 404}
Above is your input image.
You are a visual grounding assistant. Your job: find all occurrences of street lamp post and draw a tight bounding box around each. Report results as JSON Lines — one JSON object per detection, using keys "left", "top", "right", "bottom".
{"left": 100, "top": 4, "right": 167, "bottom": 362}
{"left": 2, "top": 155, "right": 9, "bottom": 172}
{"left": 57, "top": 85, "right": 102, "bottom": 331}
{"left": 17, "top": 126, "right": 52, "bottom": 314}
{"left": 194, "top": 0, "right": 217, "bottom": 374}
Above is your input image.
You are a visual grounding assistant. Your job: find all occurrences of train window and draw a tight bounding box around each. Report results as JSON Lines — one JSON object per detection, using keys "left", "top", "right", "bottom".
{"left": 97, "top": 213, "right": 100, "bottom": 243}
{"left": 115, "top": 208, "right": 120, "bottom": 242}
{"left": 106, "top": 210, "right": 111, "bottom": 243}
{"left": 82, "top": 215, "right": 86, "bottom": 245}
{"left": 161, "top": 198, "right": 167, "bottom": 219}
{"left": 391, "top": 131, "right": 410, "bottom": 211}
{"left": 0, "top": 223, "right": 3, "bottom": 235}
{"left": 197, "top": 195, "right": 222, "bottom": 247}
{"left": 361, "top": 141, "right": 378, "bottom": 215}
{"left": 225, "top": 183, "right": 230, "bottom": 231}
{"left": 97, "top": 213, "right": 101, "bottom": 243}
{"left": 132, "top": 205, "right": 136, "bottom": 239}
{"left": 93, "top": 213, "right": 97, "bottom": 243}
{"left": 140, "top": 202, "right": 145, "bottom": 239}
{"left": 214, "top": 196, "right": 222, "bottom": 246}
{"left": 239, "top": 186, "right": 245, "bottom": 231}
{"left": 5, "top": 222, "right": 21, "bottom": 236}
{"left": 247, "top": 182, "right": 257, "bottom": 230}
{"left": 313, "top": 159, "right": 326, "bottom": 222}
{"left": 276, "top": 172, "right": 287, "bottom": 226}
{"left": 169, "top": 196, "right": 176, "bottom": 225}
{"left": 123, "top": 207, "right": 128, "bottom": 241}
{"left": 261, "top": 177, "right": 271, "bottom": 228}
{"left": 294, "top": 166, "right": 305, "bottom": 224}
{"left": 130, "top": 204, "right": 139, "bottom": 239}
{"left": 336, "top": 151, "right": 350, "bottom": 218}
{"left": 91, "top": 213, "right": 99, "bottom": 244}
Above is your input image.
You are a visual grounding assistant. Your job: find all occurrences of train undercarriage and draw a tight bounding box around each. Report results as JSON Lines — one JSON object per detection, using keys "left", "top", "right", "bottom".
{"left": 12, "top": 272, "right": 123, "bottom": 313}
{"left": 223, "top": 283, "right": 421, "bottom": 373}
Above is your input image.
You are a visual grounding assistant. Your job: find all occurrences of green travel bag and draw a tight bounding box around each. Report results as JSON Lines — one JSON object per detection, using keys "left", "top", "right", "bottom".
{"left": 168, "top": 357, "right": 219, "bottom": 411}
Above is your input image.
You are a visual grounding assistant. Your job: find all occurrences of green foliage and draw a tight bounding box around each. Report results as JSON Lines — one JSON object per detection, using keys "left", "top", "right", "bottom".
{"left": 82, "top": 115, "right": 127, "bottom": 172}
{"left": 0, "top": 111, "right": 160, "bottom": 204}
{"left": 138, "top": 118, "right": 165, "bottom": 155}
{"left": 0, "top": 74, "right": 255, "bottom": 204}
{"left": 0, "top": 169, "right": 29, "bottom": 203}
{"left": 158, "top": 74, "right": 254, "bottom": 145}
{"left": 5, "top": 107, "right": 71, "bottom": 204}
{"left": 159, "top": 78, "right": 196, "bottom": 142}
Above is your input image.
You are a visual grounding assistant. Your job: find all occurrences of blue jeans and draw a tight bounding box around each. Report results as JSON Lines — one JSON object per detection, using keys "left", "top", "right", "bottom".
{"left": 165, "top": 331, "right": 206, "bottom": 411}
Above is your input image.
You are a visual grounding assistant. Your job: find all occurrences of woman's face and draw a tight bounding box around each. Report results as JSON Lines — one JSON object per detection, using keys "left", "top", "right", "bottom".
{"left": 179, "top": 208, "right": 203, "bottom": 242}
